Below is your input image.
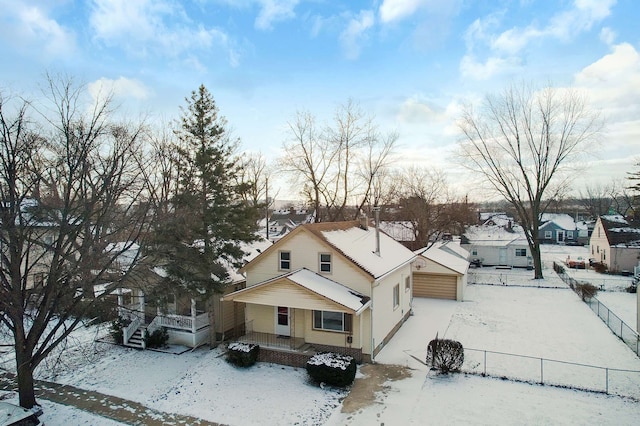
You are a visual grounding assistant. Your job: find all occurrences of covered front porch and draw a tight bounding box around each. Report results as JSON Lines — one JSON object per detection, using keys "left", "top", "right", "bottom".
{"left": 115, "top": 288, "right": 210, "bottom": 349}
{"left": 223, "top": 268, "right": 371, "bottom": 365}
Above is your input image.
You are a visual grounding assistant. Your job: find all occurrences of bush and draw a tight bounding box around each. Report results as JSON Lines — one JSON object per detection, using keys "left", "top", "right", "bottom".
{"left": 626, "top": 284, "right": 637, "bottom": 294}
{"left": 593, "top": 262, "right": 608, "bottom": 273}
{"left": 575, "top": 283, "right": 598, "bottom": 301}
{"left": 227, "top": 342, "right": 259, "bottom": 367}
{"left": 306, "top": 352, "right": 356, "bottom": 387}
{"left": 426, "top": 336, "right": 464, "bottom": 373}
{"left": 109, "top": 316, "right": 131, "bottom": 344}
{"left": 145, "top": 327, "right": 169, "bottom": 348}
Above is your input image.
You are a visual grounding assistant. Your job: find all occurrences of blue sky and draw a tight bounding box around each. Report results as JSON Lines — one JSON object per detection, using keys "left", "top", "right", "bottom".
{"left": 1, "top": 0, "right": 639, "bottom": 200}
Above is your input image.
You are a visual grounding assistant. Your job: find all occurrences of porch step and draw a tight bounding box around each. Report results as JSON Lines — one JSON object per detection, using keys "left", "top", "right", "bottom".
{"left": 124, "top": 327, "right": 145, "bottom": 349}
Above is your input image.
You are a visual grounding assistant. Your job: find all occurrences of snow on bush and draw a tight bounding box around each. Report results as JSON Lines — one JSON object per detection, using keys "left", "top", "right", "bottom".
{"left": 227, "top": 342, "right": 259, "bottom": 367}
{"left": 307, "top": 352, "right": 356, "bottom": 387}
{"left": 426, "top": 336, "right": 464, "bottom": 374}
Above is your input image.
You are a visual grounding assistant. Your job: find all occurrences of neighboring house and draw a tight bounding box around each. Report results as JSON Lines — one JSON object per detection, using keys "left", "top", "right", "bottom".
{"left": 462, "top": 225, "right": 532, "bottom": 269}
{"left": 589, "top": 215, "right": 640, "bottom": 274}
{"left": 107, "top": 238, "right": 273, "bottom": 349}
{"left": 265, "top": 207, "right": 315, "bottom": 241}
{"left": 479, "top": 212, "right": 515, "bottom": 227}
{"left": 538, "top": 213, "right": 579, "bottom": 245}
{"left": 412, "top": 241, "right": 469, "bottom": 301}
{"left": 223, "top": 219, "right": 416, "bottom": 365}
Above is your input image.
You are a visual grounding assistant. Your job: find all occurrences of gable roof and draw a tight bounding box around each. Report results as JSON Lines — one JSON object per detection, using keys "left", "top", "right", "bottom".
{"left": 463, "top": 224, "right": 528, "bottom": 247}
{"left": 243, "top": 220, "right": 416, "bottom": 280}
{"left": 539, "top": 213, "right": 576, "bottom": 231}
{"left": 303, "top": 221, "right": 416, "bottom": 279}
{"left": 599, "top": 216, "right": 640, "bottom": 247}
{"left": 223, "top": 268, "right": 370, "bottom": 314}
{"left": 415, "top": 241, "right": 469, "bottom": 275}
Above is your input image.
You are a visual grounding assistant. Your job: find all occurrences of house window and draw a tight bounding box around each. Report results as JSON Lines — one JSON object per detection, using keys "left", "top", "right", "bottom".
{"left": 405, "top": 276, "right": 411, "bottom": 292}
{"left": 515, "top": 249, "right": 527, "bottom": 257}
{"left": 313, "top": 310, "right": 352, "bottom": 332}
{"left": 591, "top": 245, "right": 594, "bottom": 255}
{"left": 279, "top": 251, "right": 291, "bottom": 270}
{"left": 603, "top": 250, "right": 606, "bottom": 261}
{"left": 393, "top": 284, "right": 400, "bottom": 309}
{"left": 544, "top": 231, "right": 552, "bottom": 239}
{"left": 319, "top": 253, "right": 332, "bottom": 273}
{"left": 471, "top": 249, "right": 478, "bottom": 256}
{"left": 44, "top": 235, "right": 54, "bottom": 245}
{"left": 567, "top": 231, "right": 573, "bottom": 239}
{"left": 34, "top": 273, "right": 45, "bottom": 288}
{"left": 597, "top": 246, "right": 599, "bottom": 254}
{"left": 598, "top": 228, "right": 601, "bottom": 237}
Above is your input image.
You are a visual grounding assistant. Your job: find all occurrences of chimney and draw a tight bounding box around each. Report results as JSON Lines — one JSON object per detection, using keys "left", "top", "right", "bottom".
{"left": 373, "top": 206, "right": 381, "bottom": 256}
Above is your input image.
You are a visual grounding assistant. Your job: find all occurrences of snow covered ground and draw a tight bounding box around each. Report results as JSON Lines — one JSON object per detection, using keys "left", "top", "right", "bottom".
{"left": 1, "top": 244, "right": 640, "bottom": 424}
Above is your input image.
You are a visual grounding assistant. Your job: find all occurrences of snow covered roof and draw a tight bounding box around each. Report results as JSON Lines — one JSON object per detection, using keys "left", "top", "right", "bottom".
{"left": 225, "top": 268, "right": 370, "bottom": 314}
{"left": 479, "top": 212, "right": 515, "bottom": 227}
{"left": 314, "top": 221, "right": 416, "bottom": 279}
{"left": 415, "top": 241, "right": 469, "bottom": 275}
{"left": 600, "top": 215, "right": 640, "bottom": 246}
{"left": 540, "top": 213, "right": 576, "bottom": 231}
{"left": 463, "top": 225, "right": 528, "bottom": 247}
{"left": 225, "top": 238, "right": 274, "bottom": 283}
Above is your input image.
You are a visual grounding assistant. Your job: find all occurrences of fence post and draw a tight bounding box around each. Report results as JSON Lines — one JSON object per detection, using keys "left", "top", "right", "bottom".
{"left": 484, "top": 350, "right": 487, "bottom": 376}
{"left": 540, "top": 358, "right": 544, "bottom": 384}
{"left": 605, "top": 368, "right": 609, "bottom": 394}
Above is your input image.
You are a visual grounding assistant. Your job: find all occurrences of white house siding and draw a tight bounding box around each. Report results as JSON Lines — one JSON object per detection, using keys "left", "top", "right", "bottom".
{"left": 303, "top": 310, "right": 363, "bottom": 349}
{"left": 370, "top": 265, "right": 412, "bottom": 357}
{"left": 609, "top": 247, "right": 640, "bottom": 274}
{"left": 464, "top": 244, "right": 530, "bottom": 268}
{"left": 245, "top": 231, "right": 372, "bottom": 296}
{"left": 246, "top": 304, "right": 277, "bottom": 334}
{"left": 589, "top": 219, "right": 610, "bottom": 266}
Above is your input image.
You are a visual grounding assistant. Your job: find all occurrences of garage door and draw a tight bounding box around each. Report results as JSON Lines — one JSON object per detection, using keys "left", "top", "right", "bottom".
{"left": 413, "top": 273, "right": 457, "bottom": 300}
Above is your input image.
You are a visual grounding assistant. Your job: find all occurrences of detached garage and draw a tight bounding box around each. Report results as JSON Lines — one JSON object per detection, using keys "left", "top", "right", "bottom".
{"left": 412, "top": 242, "right": 470, "bottom": 301}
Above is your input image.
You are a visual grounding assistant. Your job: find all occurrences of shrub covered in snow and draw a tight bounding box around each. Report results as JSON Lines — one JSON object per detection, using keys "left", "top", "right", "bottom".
{"left": 426, "top": 336, "right": 464, "bottom": 373}
{"left": 227, "top": 342, "right": 259, "bottom": 367}
{"left": 109, "top": 316, "right": 131, "bottom": 344}
{"left": 306, "top": 352, "right": 356, "bottom": 387}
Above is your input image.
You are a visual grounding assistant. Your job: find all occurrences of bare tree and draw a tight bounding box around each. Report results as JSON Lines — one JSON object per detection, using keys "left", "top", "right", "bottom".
{"left": 579, "top": 182, "right": 613, "bottom": 218}
{"left": 458, "top": 83, "right": 602, "bottom": 278}
{"left": 280, "top": 101, "right": 397, "bottom": 222}
{"left": 0, "top": 76, "right": 151, "bottom": 408}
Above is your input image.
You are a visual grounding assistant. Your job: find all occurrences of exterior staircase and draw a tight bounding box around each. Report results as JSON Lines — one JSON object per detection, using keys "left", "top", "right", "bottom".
{"left": 124, "top": 326, "right": 145, "bottom": 349}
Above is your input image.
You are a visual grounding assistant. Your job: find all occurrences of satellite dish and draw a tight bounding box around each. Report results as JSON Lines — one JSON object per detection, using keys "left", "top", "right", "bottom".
{"left": 414, "top": 258, "right": 427, "bottom": 270}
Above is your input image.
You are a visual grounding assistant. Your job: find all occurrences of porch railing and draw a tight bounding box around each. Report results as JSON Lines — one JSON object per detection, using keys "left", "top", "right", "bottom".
{"left": 236, "top": 321, "right": 306, "bottom": 351}
{"left": 123, "top": 315, "right": 143, "bottom": 348}
{"left": 155, "top": 312, "right": 209, "bottom": 332}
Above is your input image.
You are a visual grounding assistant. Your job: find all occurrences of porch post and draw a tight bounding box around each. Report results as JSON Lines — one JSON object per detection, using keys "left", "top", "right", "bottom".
{"left": 191, "top": 298, "right": 197, "bottom": 333}
{"left": 139, "top": 290, "right": 145, "bottom": 322}
{"left": 117, "top": 293, "right": 123, "bottom": 317}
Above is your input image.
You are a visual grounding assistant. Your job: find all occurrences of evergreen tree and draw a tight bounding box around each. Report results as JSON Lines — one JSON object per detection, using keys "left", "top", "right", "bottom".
{"left": 150, "top": 85, "right": 258, "bottom": 337}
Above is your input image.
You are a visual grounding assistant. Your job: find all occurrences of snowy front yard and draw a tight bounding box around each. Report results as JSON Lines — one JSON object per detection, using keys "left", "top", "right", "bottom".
{"left": 2, "top": 244, "right": 640, "bottom": 424}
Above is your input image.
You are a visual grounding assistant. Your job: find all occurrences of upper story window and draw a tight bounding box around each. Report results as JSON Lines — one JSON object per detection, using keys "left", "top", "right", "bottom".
{"left": 319, "top": 253, "right": 332, "bottom": 273}
{"left": 544, "top": 231, "right": 552, "bottom": 239}
{"left": 279, "top": 251, "right": 291, "bottom": 270}
{"left": 515, "top": 248, "right": 527, "bottom": 257}
{"left": 393, "top": 284, "right": 400, "bottom": 309}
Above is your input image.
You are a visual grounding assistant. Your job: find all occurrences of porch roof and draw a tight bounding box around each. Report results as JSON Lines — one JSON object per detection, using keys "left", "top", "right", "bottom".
{"left": 222, "top": 268, "right": 371, "bottom": 315}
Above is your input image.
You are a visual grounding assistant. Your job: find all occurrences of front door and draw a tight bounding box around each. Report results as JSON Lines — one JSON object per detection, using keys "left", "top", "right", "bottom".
{"left": 499, "top": 248, "right": 507, "bottom": 265}
{"left": 557, "top": 230, "right": 565, "bottom": 243}
{"left": 275, "top": 306, "right": 290, "bottom": 337}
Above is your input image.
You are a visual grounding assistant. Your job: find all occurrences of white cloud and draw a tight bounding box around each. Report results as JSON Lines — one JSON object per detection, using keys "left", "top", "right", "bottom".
{"left": 255, "top": 0, "right": 299, "bottom": 30}
{"left": 89, "top": 0, "right": 239, "bottom": 66}
{"left": 88, "top": 77, "right": 151, "bottom": 106}
{"left": 460, "top": 0, "right": 616, "bottom": 80}
{"left": 459, "top": 54, "right": 520, "bottom": 80}
{"left": 379, "top": 0, "right": 424, "bottom": 23}
{"left": 599, "top": 27, "right": 616, "bottom": 45}
{"left": 339, "top": 10, "right": 375, "bottom": 60}
{"left": 397, "top": 97, "right": 442, "bottom": 123}
{"left": 574, "top": 43, "right": 640, "bottom": 117}
{"left": 0, "top": 2, "right": 76, "bottom": 58}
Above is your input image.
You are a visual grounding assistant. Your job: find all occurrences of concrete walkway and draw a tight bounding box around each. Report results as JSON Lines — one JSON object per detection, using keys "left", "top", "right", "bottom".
{"left": 0, "top": 373, "right": 219, "bottom": 425}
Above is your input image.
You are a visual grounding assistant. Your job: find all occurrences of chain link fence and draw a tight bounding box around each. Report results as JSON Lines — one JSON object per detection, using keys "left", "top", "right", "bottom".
{"left": 463, "top": 347, "right": 640, "bottom": 398}
{"left": 554, "top": 262, "right": 640, "bottom": 357}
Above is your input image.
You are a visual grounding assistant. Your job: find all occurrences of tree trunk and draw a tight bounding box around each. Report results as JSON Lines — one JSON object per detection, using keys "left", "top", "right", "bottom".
{"left": 531, "top": 243, "right": 544, "bottom": 279}
{"left": 15, "top": 350, "right": 37, "bottom": 408}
